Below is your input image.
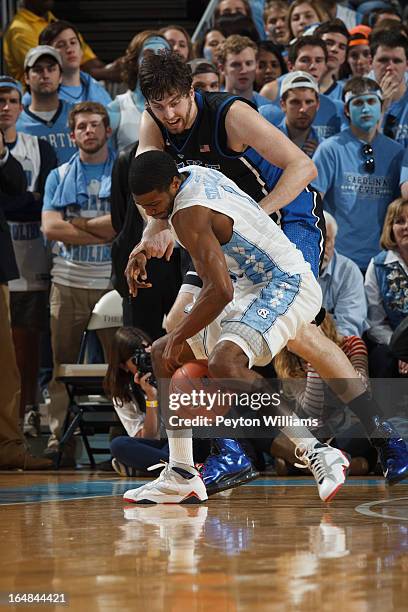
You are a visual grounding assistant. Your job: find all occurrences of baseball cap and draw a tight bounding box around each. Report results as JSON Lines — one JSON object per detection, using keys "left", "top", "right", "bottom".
{"left": 188, "top": 58, "right": 219, "bottom": 77}
{"left": 24, "top": 45, "right": 62, "bottom": 70}
{"left": 281, "top": 71, "right": 319, "bottom": 97}
{"left": 0, "top": 76, "right": 23, "bottom": 98}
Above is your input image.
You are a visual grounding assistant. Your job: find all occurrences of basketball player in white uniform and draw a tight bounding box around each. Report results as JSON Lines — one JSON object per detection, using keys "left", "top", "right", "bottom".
{"left": 123, "top": 150, "right": 350, "bottom": 505}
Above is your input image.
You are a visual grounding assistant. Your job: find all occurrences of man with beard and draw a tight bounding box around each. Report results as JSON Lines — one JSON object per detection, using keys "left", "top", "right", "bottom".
{"left": 41, "top": 102, "right": 116, "bottom": 462}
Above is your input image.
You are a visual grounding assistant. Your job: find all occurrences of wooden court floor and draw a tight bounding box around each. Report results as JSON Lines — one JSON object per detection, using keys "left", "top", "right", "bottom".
{"left": 0, "top": 472, "right": 407, "bottom": 612}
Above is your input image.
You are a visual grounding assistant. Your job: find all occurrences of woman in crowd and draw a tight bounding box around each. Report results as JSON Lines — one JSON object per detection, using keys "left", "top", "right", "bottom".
{"left": 194, "top": 28, "right": 226, "bottom": 63}
{"left": 159, "top": 25, "right": 193, "bottom": 62}
{"left": 346, "top": 29, "right": 372, "bottom": 77}
{"left": 287, "top": 0, "right": 328, "bottom": 41}
{"left": 107, "top": 31, "right": 170, "bottom": 151}
{"left": 255, "top": 40, "right": 287, "bottom": 90}
{"left": 365, "top": 198, "right": 408, "bottom": 378}
{"left": 104, "top": 327, "right": 166, "bottom": 476}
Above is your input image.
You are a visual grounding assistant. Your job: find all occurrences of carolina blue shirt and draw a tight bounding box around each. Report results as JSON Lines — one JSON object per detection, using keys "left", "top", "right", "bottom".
{"left": 382, "top": 87, "right": 408, "bottom": 148}
{"left": 401, "top": 146, "right": 408, "bottom": 185}
{"left": 22, "top": 71, "right": 111, "bottom": 107}
{"left": 252, "top": 91, "right": 274, "bottom": 109}
{"left": 16, "top": 101, "right": 76, "bottom": 164}
{"left": 319, "top": 249, "right": 368, "bottom": 336}
{"left": 322, "top": 80, "right": 344, "bottom": 102}
{"left": 43, "top": 159, "right": 112, "bottom": 289}
{"left": 258, "top": 103, "right": 284, "bottom": 126}
{"left": 312, "top": 128, "right": 404, "bottom": 270}
{"left": 277, "top": 118, "right": 321, "bottom": 157}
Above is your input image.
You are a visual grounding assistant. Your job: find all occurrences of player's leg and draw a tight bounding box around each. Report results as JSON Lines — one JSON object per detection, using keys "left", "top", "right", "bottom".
{"left": 207, "top": 338, "right": 349, "bottom": 502}
{"left": 288, "top": 325, "right": 408, "bottom": 485}
{"left": 123, "top": 336, "right": 207, "bottom": 504}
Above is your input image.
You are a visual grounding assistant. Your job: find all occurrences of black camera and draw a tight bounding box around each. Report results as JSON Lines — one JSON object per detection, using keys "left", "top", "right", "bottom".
{"left": 131, "top": 347, "right": 157, "bottom": 387}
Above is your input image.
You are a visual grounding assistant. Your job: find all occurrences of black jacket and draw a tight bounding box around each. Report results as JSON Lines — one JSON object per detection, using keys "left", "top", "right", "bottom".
{"left": 0, "top": 152, "right": 27, "bottom": 283}
{"left": 110, "top": 141, "right": 144, "bottom": 297}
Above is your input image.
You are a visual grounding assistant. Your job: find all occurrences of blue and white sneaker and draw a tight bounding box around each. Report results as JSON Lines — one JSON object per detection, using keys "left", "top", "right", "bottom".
{"left": 371, "top": 417, "right": 408, "bottom": 485}
{"left": 201, "top": 439, "right": 259, "bottom": 496}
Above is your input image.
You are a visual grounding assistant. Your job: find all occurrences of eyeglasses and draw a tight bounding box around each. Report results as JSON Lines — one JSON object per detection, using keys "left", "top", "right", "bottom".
{"left": 362, "top": 143, "right": 375, "bottom": 174}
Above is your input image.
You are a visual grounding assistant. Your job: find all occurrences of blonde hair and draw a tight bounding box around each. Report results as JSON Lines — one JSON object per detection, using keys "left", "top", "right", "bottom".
{"left": 216, "top": 34, "right": 258, "bottom": 65}
{"left": 380, "top": 198, "right": 408, "bottom": 250}
{"left": 274, "top": 314, "right": 341, "bottom": 379}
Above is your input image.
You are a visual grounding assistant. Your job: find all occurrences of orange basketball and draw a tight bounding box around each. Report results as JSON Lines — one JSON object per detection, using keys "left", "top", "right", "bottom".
{"left": 168, "top": 360, "right": 230, "bottom": 423}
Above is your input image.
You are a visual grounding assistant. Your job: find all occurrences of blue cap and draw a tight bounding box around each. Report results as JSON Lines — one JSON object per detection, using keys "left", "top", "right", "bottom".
{"left": 0, "top": 77, "right": 23, "bottom": 98}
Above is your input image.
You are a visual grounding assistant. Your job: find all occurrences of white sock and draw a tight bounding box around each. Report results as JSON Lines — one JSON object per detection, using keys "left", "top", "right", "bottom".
{"left": 166, "top": 429, "right": 195, "bottom": 470}
{"left": 281, "top": 425, "right": 319, "bottom": 450}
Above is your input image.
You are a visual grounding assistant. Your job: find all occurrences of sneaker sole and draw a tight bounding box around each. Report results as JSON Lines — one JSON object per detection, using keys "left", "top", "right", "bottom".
{"left": 123, "top": 491, "right": 207, "bottom": 505}
{"left": 206, "top": 467, "right": 259, "bottom": 496}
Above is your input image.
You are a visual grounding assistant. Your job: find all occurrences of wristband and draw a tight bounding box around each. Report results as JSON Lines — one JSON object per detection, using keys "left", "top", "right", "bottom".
{"left": 146, "top": 400, "right": 158, "bottom": 408}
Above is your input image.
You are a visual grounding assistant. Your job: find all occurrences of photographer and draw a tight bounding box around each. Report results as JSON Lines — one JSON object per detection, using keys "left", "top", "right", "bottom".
{"left": 104, "top": 327, "right": 169, "bottom": 476}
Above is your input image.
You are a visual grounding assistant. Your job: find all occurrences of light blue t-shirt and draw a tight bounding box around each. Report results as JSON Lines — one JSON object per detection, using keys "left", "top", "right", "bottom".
{"left": 312, "top": 128, "right": 404, "bottom": 270}
{"left": 43, "top": 160, "right": 112, "bottom": 289}
{"left": 400, "top": 146, "right": 408, "bottom": 185}
{"left": 16, "top": 101, "right": 76, "bottom": 164}
{"left": 22, "top": 72, "right": 112, "bottom": 107}
{"left": 276, "top": 118, "right": 321, "bottom": 157}
{"left": 322, "top": 80, "right": 344, "bottom": 102}
{"left": 383, "top": 88, "right": 408, "bottom": 149}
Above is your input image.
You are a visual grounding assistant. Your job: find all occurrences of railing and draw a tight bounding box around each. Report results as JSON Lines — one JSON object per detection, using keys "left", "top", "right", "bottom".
{"left": 191, "top": 0, "right": 218, "bottom": 43}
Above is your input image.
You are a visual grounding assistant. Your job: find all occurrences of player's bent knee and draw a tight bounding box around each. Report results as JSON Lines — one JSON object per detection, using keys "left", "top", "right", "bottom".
{"left": 208, "top": 342, "right": 246, "bottom": 379}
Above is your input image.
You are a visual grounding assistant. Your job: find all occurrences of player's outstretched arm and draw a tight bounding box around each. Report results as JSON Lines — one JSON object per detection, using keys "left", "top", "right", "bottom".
{"left": 225, "top": 101, "right": 317, "bottom": 215}
{"left": 161, "top": 206, "right": 233, "bottom": 369}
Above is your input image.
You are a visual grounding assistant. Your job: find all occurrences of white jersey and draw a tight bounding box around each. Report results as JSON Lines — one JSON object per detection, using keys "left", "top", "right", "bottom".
{"left": 8, "top": 133, "right": 49, "bottom": 292}
{"left": 169, "top": 165, "right": 311, "bottom": 293}
{"left": 114, "top": 90, "right": 142, "bottom": 151}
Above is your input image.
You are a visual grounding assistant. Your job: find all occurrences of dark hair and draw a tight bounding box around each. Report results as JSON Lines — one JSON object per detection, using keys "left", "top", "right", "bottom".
{"left": 315, "top": 18, "right": 350, "bottom": 41}
{"left": 258, "top": 40, "right": 287, "bottom": 76}
{"left": 129, "top": 150, "right": 180, "bottom": 196}
{"left": 194, "top": 28, "right": 225, "bottom": 58}
{"left": 370, "top": 29, "right": 408, "bottom": 59}
{"left": 159, "top": 25, "right": 193, "bottom": 61}
{"left": 288, "top": 35, "right": 328, "bottom": 64}
{"left": 139, "top": 50, "right": 192, "bottom": 101}
{"left": 121, "top": 30, "right": 168, "bottom": 90}
{"left": 188, "top": 58, "right": 219, "bottom": 77}
{"left": 342, "top": 76, "right": 382, "bottom": 107}
{"left": 39, "top": 19, "right": 81, "bottom": 46}
{"left": 104, "top": 327, "right": 151, "bottom": 404}
{"left": 69, "top": 101, "right": 110, "bottom": 130}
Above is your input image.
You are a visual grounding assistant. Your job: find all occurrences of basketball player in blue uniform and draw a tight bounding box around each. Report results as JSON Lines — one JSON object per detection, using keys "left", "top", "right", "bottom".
{"left": 125, "top": 151, "right": 351, "bottom": 504}
{"left": 126, "top": 51, "right": 408, "bottom": 492}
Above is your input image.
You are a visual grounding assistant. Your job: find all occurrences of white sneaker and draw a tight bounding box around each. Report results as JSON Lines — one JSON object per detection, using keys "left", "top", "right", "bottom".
{"left": 295, "top": 442, "right": 349, "bottom": 502}
{"left": 123, "top": 462, "right": 208, "bottom": 504}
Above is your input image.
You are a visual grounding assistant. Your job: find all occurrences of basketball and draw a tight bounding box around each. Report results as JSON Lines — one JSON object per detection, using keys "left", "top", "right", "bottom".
{"left": 168, "top": 360, "right": 230, "bottom": 421}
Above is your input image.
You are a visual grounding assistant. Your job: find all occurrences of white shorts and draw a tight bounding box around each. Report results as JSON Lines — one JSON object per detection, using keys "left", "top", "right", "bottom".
{"left": 187, "top": 270, "right": 322, "bottom": 368}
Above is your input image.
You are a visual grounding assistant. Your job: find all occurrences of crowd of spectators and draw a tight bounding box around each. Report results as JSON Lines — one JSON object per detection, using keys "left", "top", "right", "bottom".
{"left": 1, "top": 0, "right": 408, "bottom": 473}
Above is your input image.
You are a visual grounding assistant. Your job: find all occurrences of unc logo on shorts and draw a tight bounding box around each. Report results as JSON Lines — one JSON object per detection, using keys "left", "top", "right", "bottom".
{"left": 257, "top": 308, "right": 271, "bottom": 319}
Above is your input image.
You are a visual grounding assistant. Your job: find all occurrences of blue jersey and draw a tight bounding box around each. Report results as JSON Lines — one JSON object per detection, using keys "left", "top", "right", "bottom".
{"left": 16, "top": 101, "right": 77, "bottom": 164}
{"left": 312, "top": 128, "right": 403, "bottom": 270}
{"left": 149, "top": 90, "right": 325, "bottom": 277}
{"left": 401, "top": 146, "right": 408, "bottom": 186}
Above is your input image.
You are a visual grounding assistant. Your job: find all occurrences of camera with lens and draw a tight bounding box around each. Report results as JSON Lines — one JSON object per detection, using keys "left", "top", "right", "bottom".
{"left": 131, "top": 346, "right": 157, "bottom": 387}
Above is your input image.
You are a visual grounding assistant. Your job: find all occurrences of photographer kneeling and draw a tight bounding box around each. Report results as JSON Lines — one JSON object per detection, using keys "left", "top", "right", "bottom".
{"left": 104, "top": 327, "right": 169, "bottom": 476}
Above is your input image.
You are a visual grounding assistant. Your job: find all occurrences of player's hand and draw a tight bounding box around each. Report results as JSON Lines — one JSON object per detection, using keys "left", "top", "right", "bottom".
{"left": 161, "top": 333, "right": 184, "bottom": 373}
{"left": 136, "top": 229, "right": 175, "bottom": 260}
{"left": 125, "top": 251, "right": 152, "bottom": 297}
